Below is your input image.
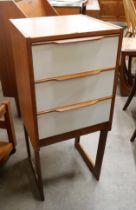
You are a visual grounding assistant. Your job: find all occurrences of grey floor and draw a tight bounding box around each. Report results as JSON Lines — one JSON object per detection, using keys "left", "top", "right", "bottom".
{"left": 0, "top": 87, "right": 136, "bottom": 210}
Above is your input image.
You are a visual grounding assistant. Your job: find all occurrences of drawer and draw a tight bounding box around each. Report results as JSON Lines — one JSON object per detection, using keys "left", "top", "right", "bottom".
{"left": 37, "top": 98, "right": 112, "bottom": 139}
{"left": 32, "top": 36, "right": 119, "bottom": 80}
{"left": 35, "top": 70, "right": 114, "bottom": 112}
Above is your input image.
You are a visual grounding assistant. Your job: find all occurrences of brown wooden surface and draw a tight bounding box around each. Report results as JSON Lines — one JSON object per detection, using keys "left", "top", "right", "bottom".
{"left": 54, "top": 6, "right": 81, "bottom": 15}
{"left": 0, "top": 142, "right": 13, "bottom": 166}
{"left": 99, "top": 0, "right": 136, "bottom": 21}
{"left": 0, "top": 102, "right": 16, "bottom": 166}
{"left": 17, "top": 0, "right": 58, "bottom": 16}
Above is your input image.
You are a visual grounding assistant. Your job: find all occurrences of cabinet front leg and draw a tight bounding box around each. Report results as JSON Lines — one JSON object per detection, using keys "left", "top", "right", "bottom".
{"left": 34, "top": 150, "right": 44, "bottom": 201}
{"left": 23, "top": 126, "right": 44, "bottom": 201}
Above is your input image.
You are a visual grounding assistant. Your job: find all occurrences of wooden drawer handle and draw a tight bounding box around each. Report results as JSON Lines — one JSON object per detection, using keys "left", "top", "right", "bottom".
{"left": 37, "top": 96, "right": 112, "bottom": 116}
{"left": 52, "top": 36, "right": 104, "bottom": 44}
{"left": 35, "top": 67, "right": 114, "bottom": 84}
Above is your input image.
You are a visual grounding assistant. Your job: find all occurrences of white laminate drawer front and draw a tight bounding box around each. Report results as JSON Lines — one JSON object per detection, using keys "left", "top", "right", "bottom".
{"left": 35, "top": 70, "right": 114, "bottom": 112}
{"left": 37, "top": 99, "right": 111, "bottom": 139}
{"left": 32, "top": 36, "right": 119, "bottom": 80}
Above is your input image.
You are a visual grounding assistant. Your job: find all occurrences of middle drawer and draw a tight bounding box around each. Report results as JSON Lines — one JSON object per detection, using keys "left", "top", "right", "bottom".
{"left": 35, "top": 70, "right": 114, "bottom": 112}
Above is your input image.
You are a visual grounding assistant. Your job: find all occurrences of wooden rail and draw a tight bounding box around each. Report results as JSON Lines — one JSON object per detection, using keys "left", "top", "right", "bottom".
{"left": 35, "top": 67, "right": 115, "bottom": 84}
{"left": 37, "top": 95, "right": 112, "bottom": 115}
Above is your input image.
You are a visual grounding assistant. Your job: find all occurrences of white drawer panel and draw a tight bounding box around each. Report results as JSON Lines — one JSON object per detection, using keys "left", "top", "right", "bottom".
{"left": 32, "top": 36, "right": 119, "bottom": 80}
{"left": 35, "top": 70, "right": 114, "bottom": 112}
{"left": 37, "top": 99, "right": 111, "bottom": 139}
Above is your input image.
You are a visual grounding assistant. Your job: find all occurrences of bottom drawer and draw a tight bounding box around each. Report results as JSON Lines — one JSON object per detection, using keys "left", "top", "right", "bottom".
{"left": 37, "top": 99, "right": 112, "bottom": 139}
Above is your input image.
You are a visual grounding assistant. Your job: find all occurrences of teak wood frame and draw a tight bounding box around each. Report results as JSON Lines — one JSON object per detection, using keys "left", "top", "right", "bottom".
{"left": 10, "top": 16, "right": 123, "bottom": 201}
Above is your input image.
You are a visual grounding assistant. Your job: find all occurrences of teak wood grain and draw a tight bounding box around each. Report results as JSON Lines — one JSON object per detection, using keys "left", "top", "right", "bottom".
{"left": 9, "top": 15, "right": 123, "bottom": 200}
{"left": 17, "top": 0, "right": 58, "bottom": 17}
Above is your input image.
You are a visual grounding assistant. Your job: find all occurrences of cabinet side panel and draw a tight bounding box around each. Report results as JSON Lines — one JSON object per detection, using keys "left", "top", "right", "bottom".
{"left": 0, "top": 1, "right": 25, "bottom": 97}
{"left": 10, "top": 24, "right": 39, "bottom": 150}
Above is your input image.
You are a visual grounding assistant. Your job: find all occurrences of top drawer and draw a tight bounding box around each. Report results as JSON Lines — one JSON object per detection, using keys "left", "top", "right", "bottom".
{"left": 32, "top": 36, "right": 119, "bottom": 80}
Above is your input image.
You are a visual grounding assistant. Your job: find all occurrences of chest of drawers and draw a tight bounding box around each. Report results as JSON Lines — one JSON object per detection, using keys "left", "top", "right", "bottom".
{"left": 10, "top": 15, "right": 122, "bottom": 200}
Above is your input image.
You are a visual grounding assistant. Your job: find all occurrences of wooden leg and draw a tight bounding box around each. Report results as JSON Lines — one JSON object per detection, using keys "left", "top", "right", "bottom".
{"left": 4, "top": 102, "right": 16, "bottom": 151}
{"left": 34, "top": 151, "right": 44, "bottom": 201}
{"left": 94, "top": 131, "right": 108, "bottom": 180}
{"left": 75, "top": 136, "right": 80, "bottom": 145}
{"left": 24, "top": 126, "right": 31, "bottom": 157}
{"left": 23, "top": 126, "right": 44, "bottom": 201}
{"left": 130, "top": 129, "right": 136, "bottom": 142}
{"left": 75, "top": 131, "right": 108, "bottom": 180}
{"left": 123, "top": 77, "right": 136, "bottom": 110}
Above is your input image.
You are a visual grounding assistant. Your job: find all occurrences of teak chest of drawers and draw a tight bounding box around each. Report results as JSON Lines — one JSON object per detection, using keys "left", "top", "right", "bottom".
{"left": 10, "top": 15, "right": 123, "bottom": 201}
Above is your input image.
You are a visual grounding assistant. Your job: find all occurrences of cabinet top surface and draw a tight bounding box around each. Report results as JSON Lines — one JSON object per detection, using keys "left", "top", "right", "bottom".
{"left": 10, "top": 15, "right": 121, "bottom": 41}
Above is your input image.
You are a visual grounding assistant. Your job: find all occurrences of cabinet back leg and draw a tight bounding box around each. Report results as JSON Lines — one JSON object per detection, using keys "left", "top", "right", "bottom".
{"left": 75, "top": 130, "right": 108, "bottom": 180}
